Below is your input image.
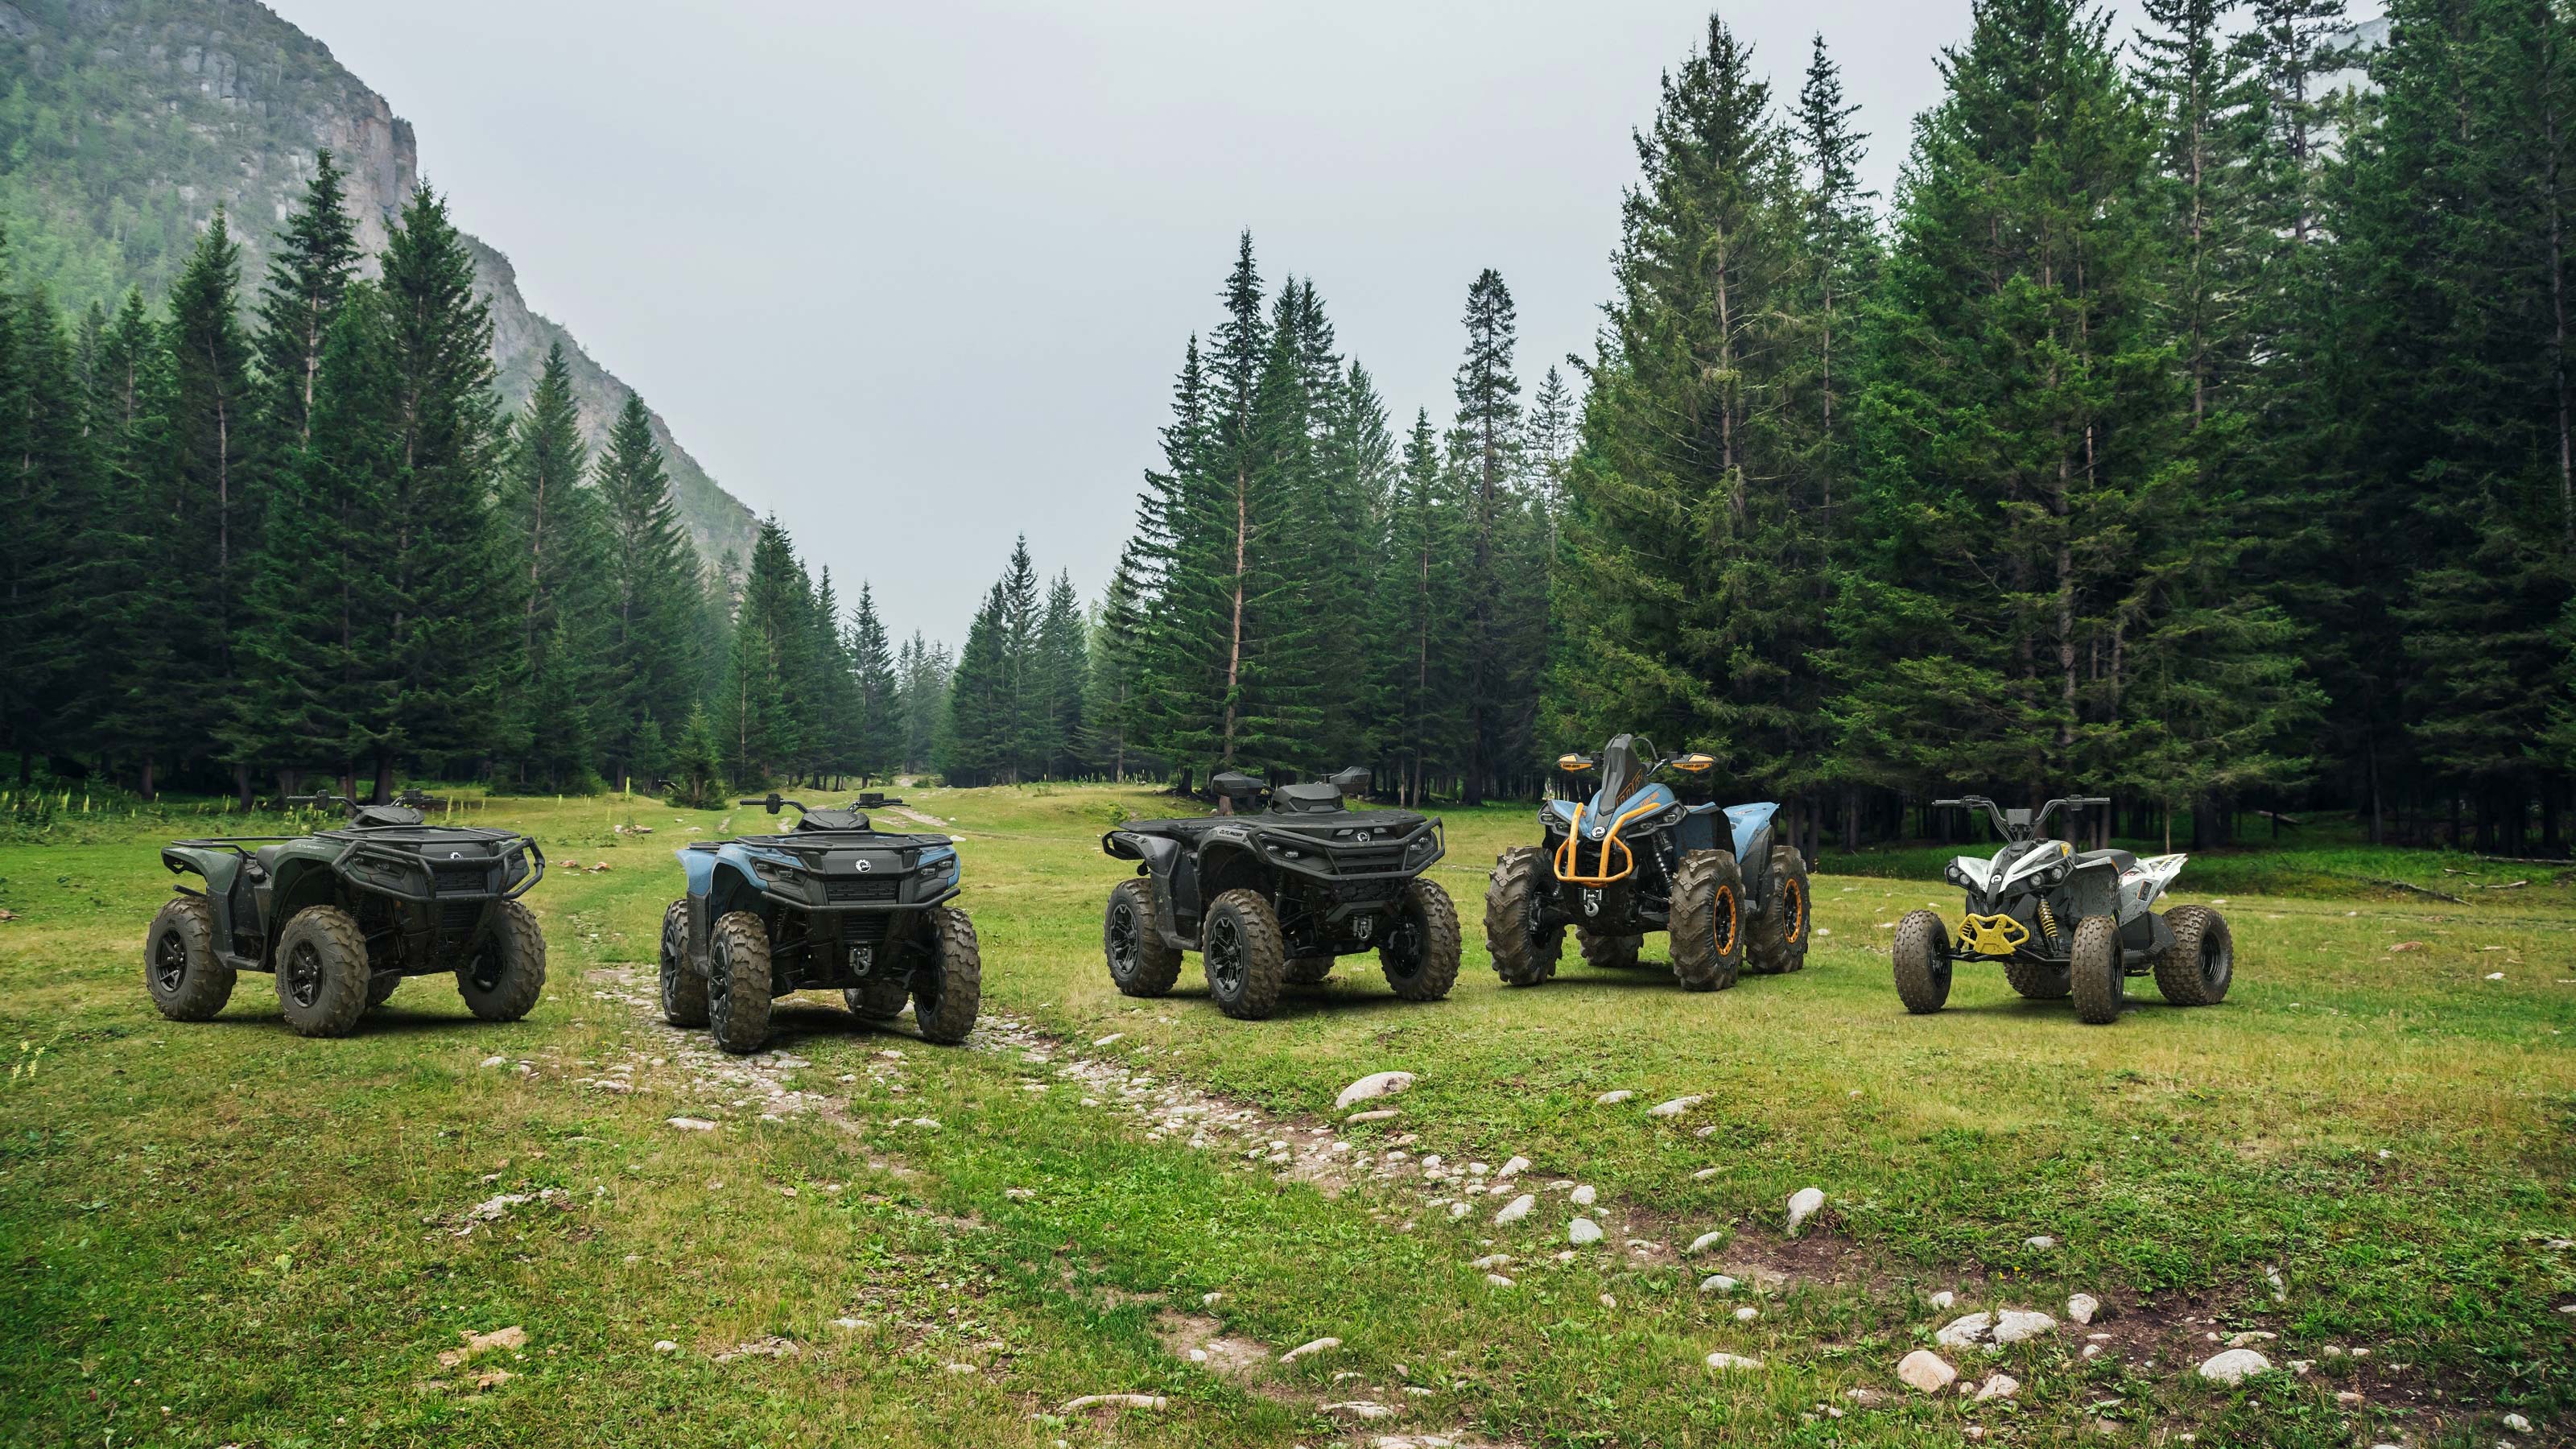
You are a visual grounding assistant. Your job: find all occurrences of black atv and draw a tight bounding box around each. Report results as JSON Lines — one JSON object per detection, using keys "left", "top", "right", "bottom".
{"left": 1098, "top": 767, "right": 1460, "bottom": 1019}
{"left": 660, "top": 792, "right": 979, "bottom": 1053}
{"left": 1484, "top": 734, "right": 1810, "bottom": 992}
{"left": 147, "top": 790, "right": 547, "bottom": 1037}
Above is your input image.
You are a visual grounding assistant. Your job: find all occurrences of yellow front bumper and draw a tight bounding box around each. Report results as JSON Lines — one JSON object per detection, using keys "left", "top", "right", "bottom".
{"left": 1955, "top": 913, "right": 2029, "bottom": 957}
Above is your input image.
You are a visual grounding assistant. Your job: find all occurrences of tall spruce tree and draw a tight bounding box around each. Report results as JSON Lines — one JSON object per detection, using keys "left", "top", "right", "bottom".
{"left": 498, "top": 342, "right": 605, "bottom": 785}
{"left": 849, "top": 581, "right": 899, "bottom": 782}
{"left": 594, "top": 390, "right": 700, "bottom": 787}
{"left": 163, "top": 210, "right": 259, "bottom": 798}
{"left": 253, "top": 150, "right": 361, "bottom": 450}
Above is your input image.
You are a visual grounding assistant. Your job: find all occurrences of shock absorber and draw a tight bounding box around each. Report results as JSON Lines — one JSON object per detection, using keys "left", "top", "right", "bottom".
{"left": 2036, "top": 898, "right": 2062, "bottom": 950}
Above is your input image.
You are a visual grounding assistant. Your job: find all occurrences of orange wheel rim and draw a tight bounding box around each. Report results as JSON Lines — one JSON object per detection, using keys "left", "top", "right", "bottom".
{"left": 1715, "top": 886, "right": 1739, "bottom": 956}
{"left": 1784, "top": 879, "right": 1806, "bottom": 943}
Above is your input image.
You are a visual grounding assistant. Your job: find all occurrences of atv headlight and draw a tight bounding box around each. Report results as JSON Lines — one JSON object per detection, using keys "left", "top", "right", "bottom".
{"left": 1946, "top": 863, "right": 1969, "bottom": 889}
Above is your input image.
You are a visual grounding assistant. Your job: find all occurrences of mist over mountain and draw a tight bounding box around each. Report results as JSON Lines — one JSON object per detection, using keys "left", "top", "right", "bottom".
{"left": 0, "top": 0, "right": 758, "bottom": 573}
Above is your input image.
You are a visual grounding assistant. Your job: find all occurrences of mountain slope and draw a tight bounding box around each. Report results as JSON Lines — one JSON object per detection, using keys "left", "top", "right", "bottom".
{"left": 0, "top": 0, "right": 759, "bottom": 572}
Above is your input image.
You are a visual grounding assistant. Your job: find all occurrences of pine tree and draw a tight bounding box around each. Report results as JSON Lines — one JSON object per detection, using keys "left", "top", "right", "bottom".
{"left": 1835, "top": 0, "right": 2178, "bottom": 803}
{"left": 1373, "top": 409, "right": 1468, "bottom": 803}
{"left": 163, "top": 209, "right": 259, "bottom": 795}
{"left": 1086, "top": 545, "right": 1154, "bottom": 781}
{"left": 76, "top": 290, "right": 171, "bottom": 785}
{"left": 1038, "top": 569, "right": 1090, "bottom": 778}
{"left": 253, "top": 150, "right": 361, "bottom": 450}
{"left": 371, "top": 186, "right": 514, "bottom": 795}
{"left": 594, "top": 390, "right": 700, "bottom": 786}
{"left": 498, "top": 342, "right": 605, "bottom": 783}
{"left": 0, "top": 278, "right": 97, "bottom": 788}
{"left": 1451, "top": 268, "right": 1547, "bottom": 803}
{"left": 668, "top": 701, "right": 726, "bottom": 807}
{"left": 848, "top": 581, "right": 899, "bottom": 782}
{"left": 942, "top": 584, "right": 1011, "bottom": 785}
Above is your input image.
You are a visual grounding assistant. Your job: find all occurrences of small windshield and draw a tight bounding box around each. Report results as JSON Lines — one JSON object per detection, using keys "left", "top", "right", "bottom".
{"left": 1596, "top": 734, "right": 1655, "bottom": 811}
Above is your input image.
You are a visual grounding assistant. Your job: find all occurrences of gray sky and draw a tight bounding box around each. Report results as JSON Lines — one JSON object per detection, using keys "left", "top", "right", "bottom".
{"left": 269, "top": 1, "right": 2145, "bottom": 645}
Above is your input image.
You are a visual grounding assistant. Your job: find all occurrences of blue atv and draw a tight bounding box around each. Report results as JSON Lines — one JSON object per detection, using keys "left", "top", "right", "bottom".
{"left": 659, "top": 792, "right": 978, "bottom": 1053}
{"left": 1483, "top": 734, "right": 1810, "bottom": 991}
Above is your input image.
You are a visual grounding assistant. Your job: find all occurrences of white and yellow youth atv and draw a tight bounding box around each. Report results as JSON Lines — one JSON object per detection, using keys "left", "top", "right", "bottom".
{"left": 1891, "top": 795, "right": 2232, "bottom": 1024}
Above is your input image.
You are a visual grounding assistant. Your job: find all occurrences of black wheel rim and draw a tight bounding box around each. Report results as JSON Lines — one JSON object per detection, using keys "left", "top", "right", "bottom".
{"left": 284, "top": 939, "right": 323, "bottom": 1008}
{"left": 1206, "top": 914, "right": 1245, "bottom": 998}
{"left": 2202, "top": 932, "right": 2227, "bottom": 989}
{"left": 154, "top": 931, "right": 190, "bottom": 993}
{"left": 1930, "top": 938, "right": 1952, "bottom": 993}
{"left": 1108, "top": 898, "right": 1139, "bottom": 972}
{"left": 707, "top": 939, "right": 732, "bottom": 1016}
{"left": 1521, "top": 881, "right": 1548, "bottom": 950}
{"left": 469, "top": 939, "right": 506, "bottom": 992}
{"left": 1384, "top": 904, "right": 1424, "bottom": 982}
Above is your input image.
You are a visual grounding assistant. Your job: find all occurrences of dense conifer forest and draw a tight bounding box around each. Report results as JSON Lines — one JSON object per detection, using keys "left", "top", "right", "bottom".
{"left": 2, "top": 0, "right": 2571, "bottom": 857}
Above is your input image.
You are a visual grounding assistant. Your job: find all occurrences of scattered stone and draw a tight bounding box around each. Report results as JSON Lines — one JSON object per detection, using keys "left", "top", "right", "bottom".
{"left": 1699, "top": 1274, "right": 1739, "bottom": 1293}
{"left": 1898, "top": 1350, "right": 1959, "bottom": 1393}
{"left": 1569, "top": 1217, "right": 1604, "bottom": 1245}
{"left": 1595, "top": 1089, "right": 1635, "bottom": 1105}
{"left": 1493, "top": 1193, "right": 1536, "bottom": 1225}
{"left": 1471, "top": 1254, "right": 1511, "bottom": 1269}
{"left": 831, "top": 1318, "right": 864, "bottom": 1331}
{"left": 652, "top": 1340, "right": 677, "bottom": 1353}
{"left": 1323, "top": 1401, "right": 1398, "bottom": 1420}
{"left": 2068, "top": 1293, "right": 2099, "bottom": 1325}
{"left": 1005, "top": 1187, "right": 1034, "bottom": 1200}
{"left": 1335, "top": 1071, "right": 1416, "bottom": 1110}
{"left": 1735, "top": 1306, "right": 1759, "bottom": 1323}
{"left": 479, "top": 1055, "right": 507, "bottom": 1068}
{"left": 665, "top": 1117, "right": 717, "bottom": 1132}
{"left": 1649, "top": 1095, "right": 1704, "bottom": 1117}
{"left": 1484, "top": 1273, "right": 1515, "bottom": 1288}
{"left": 1688, "top": 1230, "right": 1726, "bottom": 1255}
{"left": 1347, "top": 1108, "right": 1401, "bottom": 1124}
{"left": 1787, "top": 1186, "right": 1827, "bottom": 1234}
{"left": 712, "top": 1336, "right": 800, "bottom": 1364}
{"left": 1061, "top": 1393, "right": 1167, "bottom": 1412}
{"left": 1693, "top": 1166, "right": 1720, "bottom": 1180}
{"left": 1930, "top": 1290, "right": 1956, "bottom": 1310}
{"left": 1844, "top": 1388, "right": 1887, "bottom": 1409}
{"left": 1599, "top": 1293, "right": 1618, "bottom": 1308}
{"left": 1706, "top": 1352, "right": 1764, "bottom": 1370}
{"left": 1938, "top": 1310, "right": 2057, "bottom": 1348}
{"left": 1496, "top": 1155, "right": 1530, "bottom": 1180}
{"left": 2083, "top": 1344, "right": 2103, "bottom": 1360}
{"left": 2226, "top": 1331, "right": 2277, "bottom": 1348}
{"left": 2197, "top": 1348, "right": 2273, "bottom": 1385}
{"left": 1976, "top": 1374, "right": 2020, "bottom": 1403}
{"left": 2504, "top": 1412, "right": 2533, "bottom": 1433}
{"left": 2025, "top": 1235, "right": 2058, "bottom": 1250}
{"left": 1282, "top": 1336, "right": 1342, "bottom": 1363}
{"left": 2336, "top": 1391, "right": 2363, "bottom": 1407}
{"left": 1570, "top": 1184, "right": 1597, "bottom": 1207}
{"left": 1092, "top": 1033, "right": 1125, "bottom": 1046}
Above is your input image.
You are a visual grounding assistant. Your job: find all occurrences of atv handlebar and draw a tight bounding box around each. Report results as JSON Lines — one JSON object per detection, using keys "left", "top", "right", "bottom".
{"left": 1933, "top": 794, "right": 2111, "bottom": 842}
{"left": 741, "top": 794, "right": 809, "bottom": 817}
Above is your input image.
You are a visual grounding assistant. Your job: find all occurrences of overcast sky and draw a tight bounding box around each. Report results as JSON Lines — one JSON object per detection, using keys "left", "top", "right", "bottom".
{"left": 269, "top": 0, "right": 2202, "bottom": 645}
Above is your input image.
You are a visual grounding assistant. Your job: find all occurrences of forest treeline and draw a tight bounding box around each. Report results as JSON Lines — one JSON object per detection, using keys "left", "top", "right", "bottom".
{"left": 6, "top": 0, "right": 2573, "bottom": 857}
{"left": 1095, "top": 0, "right": 2576, "bottom": 856}
{"left": 0, "top": 154, "right": 965, "bottom": 806}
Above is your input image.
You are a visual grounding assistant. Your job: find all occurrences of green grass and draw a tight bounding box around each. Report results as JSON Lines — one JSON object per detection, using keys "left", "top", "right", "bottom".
{"left": 2, "top": 785, "right": 2570, "bottom": 1447}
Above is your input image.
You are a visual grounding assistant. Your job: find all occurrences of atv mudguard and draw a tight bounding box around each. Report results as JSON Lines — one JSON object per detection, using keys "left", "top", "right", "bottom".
{"left": 161, "top": 845, "right": 263, "bottom": 967}
{"left": 675, "top": 844, "right": 780, "bottom": 962}
{"left": 1104, "top": 829, "right": 1195, "bottom": 933}
{"left": 2065, "top": 855, "right": 2121, "bottom": 921}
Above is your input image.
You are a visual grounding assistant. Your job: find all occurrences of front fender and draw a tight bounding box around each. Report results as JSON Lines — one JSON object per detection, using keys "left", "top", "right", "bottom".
{"left": 161, "top": 846, "right": 242, "bottom": 898}
{"left": 1103, "top": 829, "right": 1179, "bottom": 876}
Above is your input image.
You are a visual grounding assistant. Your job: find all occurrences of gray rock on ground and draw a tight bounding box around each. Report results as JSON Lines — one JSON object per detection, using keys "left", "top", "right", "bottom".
{"left": 2197, "top": 1348, "right": 2273, "bottom": 1385}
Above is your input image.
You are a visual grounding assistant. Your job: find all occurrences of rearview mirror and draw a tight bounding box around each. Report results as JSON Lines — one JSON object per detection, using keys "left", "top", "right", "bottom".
{"left": 1329, "top": 766, "right": 1371, "bottom": 795}
{"left": 1670, "top": 753, "right": 1715, "bottom": 774}
{"left": 1558, "top": 754, "right": 1595, "bottom": 772}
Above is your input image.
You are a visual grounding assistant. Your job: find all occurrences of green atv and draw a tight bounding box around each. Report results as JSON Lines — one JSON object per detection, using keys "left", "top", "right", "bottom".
{"left": 146, "top": 791, "right": 549, "bottom": 1037}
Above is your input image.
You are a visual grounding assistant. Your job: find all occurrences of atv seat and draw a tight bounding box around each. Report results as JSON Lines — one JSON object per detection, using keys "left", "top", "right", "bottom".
{"left": 2074, "top": 848, "right": 2138, "bottom": 873}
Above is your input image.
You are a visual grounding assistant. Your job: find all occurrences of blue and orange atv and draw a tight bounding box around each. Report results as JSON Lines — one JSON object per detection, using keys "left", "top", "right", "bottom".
{"left": 1482, "top": 734, "right": 1809, "bottom": 991}
{"left": 659, "top": 792, "right": 977, "bottom": 1053}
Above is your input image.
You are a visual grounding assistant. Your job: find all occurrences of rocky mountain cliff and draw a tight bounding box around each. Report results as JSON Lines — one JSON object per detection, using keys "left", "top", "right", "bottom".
{"left": 0, "top": 0, "right": 759, "bottom": 573}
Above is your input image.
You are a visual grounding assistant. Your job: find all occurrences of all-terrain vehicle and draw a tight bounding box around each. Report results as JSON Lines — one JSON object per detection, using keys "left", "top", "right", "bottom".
{"left": 1099, "top": 767, "right": 1460, "bottom": 1020}
{"left": 1891, "top": 795, "right": 2232, "bottom": 1024}
{"left": 145, "top": 790, "right": 548, "bottom": 1037}
{"left": 660, "top": 792, "right": 980, "bottom": 1053}
{"left": 1484, "top": 734, "right": 1809, "bottom": 991}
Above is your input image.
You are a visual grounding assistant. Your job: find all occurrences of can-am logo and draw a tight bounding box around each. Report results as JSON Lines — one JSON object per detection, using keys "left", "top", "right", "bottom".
{"left": 855, "top": 859, "right": 873, "bottom": 873}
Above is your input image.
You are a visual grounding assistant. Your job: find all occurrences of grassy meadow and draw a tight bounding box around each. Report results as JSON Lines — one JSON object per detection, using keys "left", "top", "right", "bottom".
{"left": 0, "top": 783, "right": 2570, "bottom": 1447}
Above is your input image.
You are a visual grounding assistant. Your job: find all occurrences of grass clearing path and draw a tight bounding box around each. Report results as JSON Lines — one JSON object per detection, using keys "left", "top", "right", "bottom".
{"left": 1, "top": 784, "right": 2569, "bottom": 1446}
